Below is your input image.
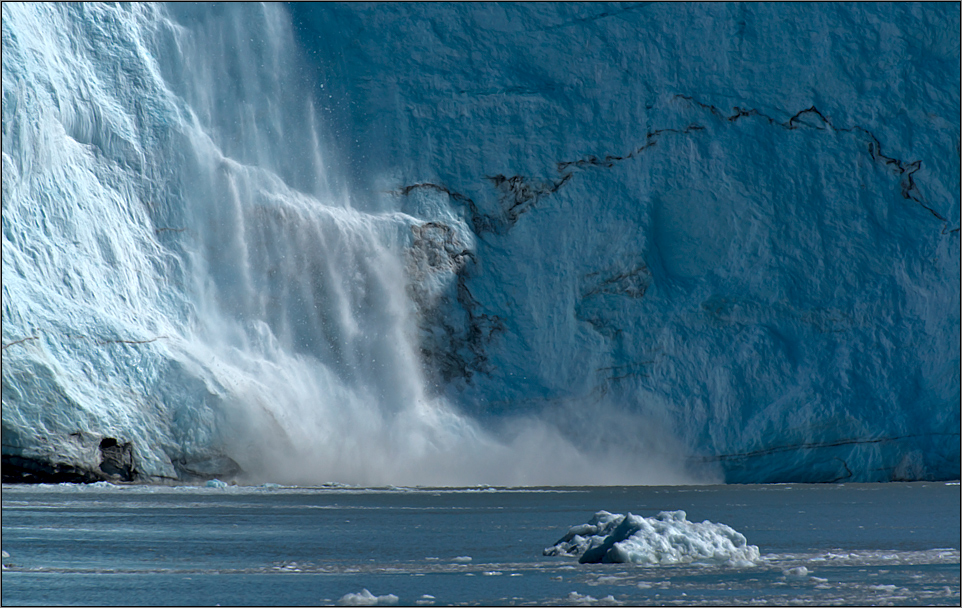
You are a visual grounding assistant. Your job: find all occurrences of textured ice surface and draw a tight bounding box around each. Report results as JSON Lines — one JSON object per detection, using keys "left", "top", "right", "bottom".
{"left": 337, "top": 589, "right": 399, "bottom": 606}
{"left": 288, "top": 3, "right": 961, "bottom": 482}
{"left": 2, "top": 3, "right": 959, "bottom": 484}
{"left": 544, "top": 510, "right": 760, "bottom": 565}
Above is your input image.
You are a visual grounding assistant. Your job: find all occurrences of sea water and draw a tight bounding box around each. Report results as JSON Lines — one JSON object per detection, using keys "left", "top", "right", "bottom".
{"left": 1, "top": 482, "right": 958, "bottom": 606}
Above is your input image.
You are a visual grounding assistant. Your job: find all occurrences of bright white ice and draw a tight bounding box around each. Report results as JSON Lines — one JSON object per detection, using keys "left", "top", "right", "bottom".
{"left": 544, "top": 510, "right": 760, "bottom": 566}
{"left": 337, "top": 589, "right": 399, "bottom": 606}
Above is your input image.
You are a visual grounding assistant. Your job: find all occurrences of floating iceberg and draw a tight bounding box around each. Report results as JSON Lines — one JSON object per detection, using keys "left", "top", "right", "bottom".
{"left": 545, "top": 510, "right": 760, "bottom": 566}
{"left": 337, "top": 589, "right": 399, "bottom": 606}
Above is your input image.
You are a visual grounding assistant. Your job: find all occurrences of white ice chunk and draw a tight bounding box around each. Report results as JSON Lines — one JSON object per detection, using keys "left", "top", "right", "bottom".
{"left": 566, "top": 591, "right": 623, "bottom": 606}
{"left": 545, "top": 510, "right": 760, "bottom": 566}
{"left": 337, "top": 589, "right": 399, "bottom": 606}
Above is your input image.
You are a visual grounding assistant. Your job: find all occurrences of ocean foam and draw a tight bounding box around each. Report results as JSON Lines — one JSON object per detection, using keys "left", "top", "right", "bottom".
{"left": 545, "top": 510, "right": 760, "bottom": 566}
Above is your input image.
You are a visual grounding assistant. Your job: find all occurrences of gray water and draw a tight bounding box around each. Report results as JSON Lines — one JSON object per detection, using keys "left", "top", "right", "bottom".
{"left": 1, "top": 482, "right": 959, "bottom": 606}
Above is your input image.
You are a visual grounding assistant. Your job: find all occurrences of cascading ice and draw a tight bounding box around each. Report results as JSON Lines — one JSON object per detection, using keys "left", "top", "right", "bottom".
{"left": 1, "top": 2, "right": 697, "bottom": 486}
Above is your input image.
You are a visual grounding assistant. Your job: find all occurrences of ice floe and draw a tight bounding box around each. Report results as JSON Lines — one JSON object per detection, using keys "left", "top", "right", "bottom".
{"left": 337, "top": 589, "right": 399, "bottom": 606}
{"left": 566, "top": 591, "right": 623, "bottom": 606}
{"left": 544, "top": 510, "right": 760, "bottom": 565}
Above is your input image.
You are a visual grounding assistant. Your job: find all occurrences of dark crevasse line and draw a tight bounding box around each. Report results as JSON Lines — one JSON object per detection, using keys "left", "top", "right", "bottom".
{"left": 390, "top": 95, "right": 956, "bottom": 387}
{"left": 2, "top": 334, "right": 169, "bottom": 350}
{"left": 694, "top": 432, "right": 962, "bottom": 483}
{"left": 395, "top": 95, "right": 957, "bottom": 242}
{"left": 675, "top": 95, "right": 954, "bottom": 229}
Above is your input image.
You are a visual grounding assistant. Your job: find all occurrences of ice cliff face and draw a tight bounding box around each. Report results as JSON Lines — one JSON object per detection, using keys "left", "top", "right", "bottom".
{"left": 2, "top": 3, "right": 959, "bottom": 484}
{"left": 291, "top": 3, "right": 961, "bottom": 483}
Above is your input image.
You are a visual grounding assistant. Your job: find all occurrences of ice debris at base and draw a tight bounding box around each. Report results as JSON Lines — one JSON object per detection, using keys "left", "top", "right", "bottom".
{"left": 783, "top": 566, "right": 811, "bottom": 578}
{"left": 337, "top": 589, "right": 399, "bottom": 606}
{"left": 567, "top": 591, "right": 623, "bottom": 606}
{"left": 205, "top": 479, "right": 229, "bottom": 489}
{"left": 545, "top": 510, "right": 760, "bottom": 565}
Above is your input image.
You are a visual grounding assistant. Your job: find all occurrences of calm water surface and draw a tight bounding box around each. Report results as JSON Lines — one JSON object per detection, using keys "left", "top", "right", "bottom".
{"left": 2, "top": 482, "right": 959, "bottom": 605}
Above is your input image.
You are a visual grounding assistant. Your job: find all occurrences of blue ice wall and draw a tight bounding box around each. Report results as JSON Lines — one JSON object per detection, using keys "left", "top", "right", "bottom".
{"left": 290, "top": 2, "right": 961, "bottom": 482}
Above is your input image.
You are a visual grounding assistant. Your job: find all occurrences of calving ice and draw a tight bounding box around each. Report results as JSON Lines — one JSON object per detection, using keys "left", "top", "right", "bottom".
{"left": 2, "top": 3, "right": 959, "bottom": 485}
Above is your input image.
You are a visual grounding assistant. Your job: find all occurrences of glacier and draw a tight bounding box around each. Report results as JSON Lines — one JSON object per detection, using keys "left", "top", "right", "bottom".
{"left": 2, "top": 2, "right": 959, "bottom": 485}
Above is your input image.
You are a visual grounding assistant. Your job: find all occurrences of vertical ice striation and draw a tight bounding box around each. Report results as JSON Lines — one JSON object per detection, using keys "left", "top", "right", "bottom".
{"left": 2, "top": 3, "right": 959, "bottom": 484}
{"left": 3, "top": 2, "right": 194, "bottom": 480}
